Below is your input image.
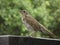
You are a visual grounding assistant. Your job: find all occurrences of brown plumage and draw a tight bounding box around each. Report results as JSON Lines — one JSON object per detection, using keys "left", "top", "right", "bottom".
{"left": 20, "top": 10, "right": 56, "bottom": 38}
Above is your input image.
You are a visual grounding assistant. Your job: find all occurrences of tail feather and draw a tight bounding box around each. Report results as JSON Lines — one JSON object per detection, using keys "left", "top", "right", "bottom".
{"left": 39, "top": 23, "right": 56, "bottom": 38}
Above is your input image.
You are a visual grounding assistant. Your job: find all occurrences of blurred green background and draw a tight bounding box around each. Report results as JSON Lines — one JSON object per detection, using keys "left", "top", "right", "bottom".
{"left": 0, "top": 0, "right": 60, "bottom": 38}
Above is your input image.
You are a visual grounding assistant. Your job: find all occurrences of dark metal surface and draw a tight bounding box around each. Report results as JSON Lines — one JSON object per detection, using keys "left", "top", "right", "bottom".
{"left": 0, "top": 35, "right": 60, "bottom": 45}
{"left": 0, "top": 36, "right": 9, "bottom": 45}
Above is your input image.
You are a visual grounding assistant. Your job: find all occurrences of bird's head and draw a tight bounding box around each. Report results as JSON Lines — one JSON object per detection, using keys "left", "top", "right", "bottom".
{"left": 20, "top": 10, "right": 29, "bottom": 16}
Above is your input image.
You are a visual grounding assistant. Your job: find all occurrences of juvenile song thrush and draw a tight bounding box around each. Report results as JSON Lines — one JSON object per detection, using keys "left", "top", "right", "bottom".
{"left": 20, "top": 10, "right": 56, "bottom": 38}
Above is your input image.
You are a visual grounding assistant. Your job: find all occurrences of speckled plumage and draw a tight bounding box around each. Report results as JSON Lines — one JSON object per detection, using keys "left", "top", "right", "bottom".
{"left": 20, "top": 10, "right": 56, "bottom": 38}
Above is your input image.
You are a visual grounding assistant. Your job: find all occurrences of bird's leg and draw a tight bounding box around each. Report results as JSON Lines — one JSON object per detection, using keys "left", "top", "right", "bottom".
{"left": 29, "top": 31, "right": 36, "bottom": 37}
{"left": 26, "top": 30, "right": 37, "bottom": 37}
{"left": 28, "top": 31, "right": 41, "bottom": 37}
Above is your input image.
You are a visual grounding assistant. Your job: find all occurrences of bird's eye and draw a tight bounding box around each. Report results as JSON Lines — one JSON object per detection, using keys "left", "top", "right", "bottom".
{"left": 23, "top": 11, "right": 26, "bottom": 13}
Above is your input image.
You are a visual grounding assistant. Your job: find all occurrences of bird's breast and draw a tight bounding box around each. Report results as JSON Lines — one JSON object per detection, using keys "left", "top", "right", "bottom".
{"left": 22, "top": 18, "right": 34, "bottom": 31}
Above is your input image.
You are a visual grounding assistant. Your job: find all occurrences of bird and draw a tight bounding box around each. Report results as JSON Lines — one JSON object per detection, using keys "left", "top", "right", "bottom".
{"left": 20, "top": 10, "right": 56, "bottom": 38}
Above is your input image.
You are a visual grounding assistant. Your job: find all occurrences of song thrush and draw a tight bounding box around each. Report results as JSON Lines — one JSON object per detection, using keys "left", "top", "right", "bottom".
{"left": 20, "top": 10, "right": 56, "bottom": 38}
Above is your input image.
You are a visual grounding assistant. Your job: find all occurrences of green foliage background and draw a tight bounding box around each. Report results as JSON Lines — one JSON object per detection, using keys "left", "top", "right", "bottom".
{"left": 0, "top": 0, "right": 60, "bottom": 38}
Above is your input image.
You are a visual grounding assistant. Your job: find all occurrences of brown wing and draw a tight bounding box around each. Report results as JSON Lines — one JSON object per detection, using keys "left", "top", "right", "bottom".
{"left": 25, "top": 15, "right": 56, "bottom": 38}
{"left": 25, "top": 15, "right": 41, "bottom": 31}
